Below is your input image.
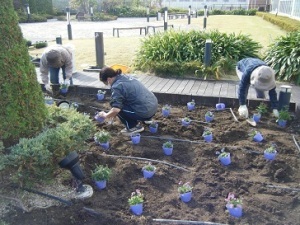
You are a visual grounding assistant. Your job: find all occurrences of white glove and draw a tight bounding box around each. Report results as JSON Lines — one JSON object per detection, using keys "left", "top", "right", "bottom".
{"left": 64, "top": 79, "right": 70, "bottom": 86}
{"left": 45, "top": 84, "right": 52, "bottom": 92}
{"left": 238, "top": 105, "right": 248, "bottom": 118}
{"left": 273, "top": 109, "right": 279, "bottom": 118}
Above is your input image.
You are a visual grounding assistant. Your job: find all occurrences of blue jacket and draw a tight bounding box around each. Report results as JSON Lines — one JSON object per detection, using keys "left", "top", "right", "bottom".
{"left": 110, "top": 75, "right": 158, "bottom": 118}
{"left": 237, "top": 58, "right": 278, "bottom": 109}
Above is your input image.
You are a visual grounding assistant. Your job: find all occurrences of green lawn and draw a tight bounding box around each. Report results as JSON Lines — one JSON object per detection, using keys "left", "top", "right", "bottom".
{"left": 28, "top": 15, "right": 287, "bottom": 72}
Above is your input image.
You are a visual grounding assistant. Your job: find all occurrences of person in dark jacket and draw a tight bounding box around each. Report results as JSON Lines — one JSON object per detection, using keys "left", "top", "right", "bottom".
{"left": 97, "top": 66, "right": 158, "bottom": 135}
{"left": 236, "top": 58, "right": 279, "bottom": 118}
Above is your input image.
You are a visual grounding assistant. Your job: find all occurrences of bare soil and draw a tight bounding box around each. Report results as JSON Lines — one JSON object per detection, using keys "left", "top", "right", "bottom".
{"left": 1, "top": 94, "right": 300, "bottom": 225}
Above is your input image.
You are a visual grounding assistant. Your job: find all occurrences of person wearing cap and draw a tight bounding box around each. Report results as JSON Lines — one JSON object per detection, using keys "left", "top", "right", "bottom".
{"left": 40, "top": 45, "right": 73, "bottom": 92}
{"left": 236, "top": 57, "right": 279, "bottom": 118}
{"left": 97, "top": 66, "right": 158, "bottom": 135}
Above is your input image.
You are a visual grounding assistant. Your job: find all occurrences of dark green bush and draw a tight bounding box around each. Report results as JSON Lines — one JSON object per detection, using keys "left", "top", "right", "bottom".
{"left": 264, "top": 31, "right": 300, "bottom": 84}
{"left": 3, "top": 106, "right": 96, "bottom": 186}
{"left": 256, "top": 12, "right": 300, "bottom": 32}
{"left": 134, "top": 30, "right": 261, "bottom": 77}
{"left": 35, "top": 41, "right": 48, "bottom": 49}
{"left": 0, "top": 1, "right": 48, "bottom": 146}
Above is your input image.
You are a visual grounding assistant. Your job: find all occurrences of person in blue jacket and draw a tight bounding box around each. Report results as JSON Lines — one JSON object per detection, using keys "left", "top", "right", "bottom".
{"left": 236, "top": 58, "right": 279, "bottom": 118}
{"left": 97, "top": 66, "right": 158, "bottom": 135}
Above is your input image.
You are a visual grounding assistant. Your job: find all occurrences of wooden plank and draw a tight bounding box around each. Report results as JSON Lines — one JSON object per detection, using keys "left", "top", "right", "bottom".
{"left": 212, "top": 82, "right": 222, "bottom": 97}
{"left": 148, "top": 77, "right": 166, "bottom": 92}
{"left": 203, "top": 81, "right": 215, "bottom": 96}
{"left": 139, "top": 75, "right": 153, "bottom": 86}
{"left": 197, "top": 81, "right": 208, "bottom": 95}
{"left": 150, "top": 77, "right": 167, "bottom": 92}
{"left": 174, "top": 80, "right": 189, "bottom": 94}
{"left": 166, "top": 79, "right": 182, "bottom": 93}
{"left": 227, "top": 83, "right": 237, "bottom": 98}
{"left": 160, "top": 79, "right": 177, "bottom": 92}
{"left": 190, "top": 80, "right": 202, "bottom": 95}
{"left": 181, "top": 80, "right": 195, "bottom": 95}
{"left": 142, "top": 76, "right": 158, "bottom": 89}
{"left": 219, "top": 82, "right": 229, "bottom": 96}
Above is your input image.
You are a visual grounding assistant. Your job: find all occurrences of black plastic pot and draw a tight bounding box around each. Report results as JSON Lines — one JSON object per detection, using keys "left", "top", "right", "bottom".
{"left": 59, "top": 151, "right": 85, "bottom": 180}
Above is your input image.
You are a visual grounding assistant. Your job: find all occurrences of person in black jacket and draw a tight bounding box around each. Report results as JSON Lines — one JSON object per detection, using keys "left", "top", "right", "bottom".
{"left": 236, "top": 58, "right": 279, "bottom": 118}
{"left": 97, "top": 66, "right": 158, "bottom": 135}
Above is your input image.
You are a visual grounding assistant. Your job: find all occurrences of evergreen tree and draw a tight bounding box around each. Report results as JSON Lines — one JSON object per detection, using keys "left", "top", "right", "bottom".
{"left": 0, "top": 0, "right": 48, "bottom": 146}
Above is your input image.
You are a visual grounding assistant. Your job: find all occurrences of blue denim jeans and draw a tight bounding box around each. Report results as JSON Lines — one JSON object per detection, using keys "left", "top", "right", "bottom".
{"left": 49, "top": 65, "right": 73, "bottom": 85}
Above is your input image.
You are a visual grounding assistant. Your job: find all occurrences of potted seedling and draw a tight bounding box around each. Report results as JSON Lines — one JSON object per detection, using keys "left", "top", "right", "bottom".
{"left": 181, "top": 117, "right": 191, "bottom": 126}
{"left": 44, "top": 95, "right": 54, "bottom": 105}
{"left": 142, "top": 163, "right": 157, "bottom": 179}
{"left": 216, "top": 148, "right": 231, "bottom": 166}
{"left": 178, "top": 181, "right": 193, "bottom": 203}
{"left": 202, "top": 129, "right": 213, "bottom": 142}
{"left": 94, "top": 130, "right": 111, "bottom": 150}
{"left": 60, "top": 82, "right": 68, "bottom": 94}
{"left": 162, "top": 104, "right": 171, "bottom": 117}
{"left": 94, "top": 112, "right": 105, "bottom": 123}
{"left": 131, "top": 132, "right": 141, "bottom": 144}
{"left": 249, "top": 129, "right": 263, "bottom": 142}
{"left": 187, "top": 99, "right": 196, "bottom": 111}
{"left": 149, "top": 121, "right": 158, "bottom": 133}
{"left": 216, "top": 103, "right": 225, "bottom": 110}
{"left": 253, "top": 102, "right": 268, "bottom": 122}
{"left": 264, "top": 144, "right": 277, "bottom": 160}
{"left": 97, "top": 90, "right": 106, "bottom": 101}
{"left": 276, "top": 107, "right": 291, "bottom": 128}
{"left": 225, "top": 193, "right": 243, "bottom": 218}
{"left": 91, "top": 164, "right": 112, "bottom": 190}
{"left": 128, "top": 189, "right": 144, "bottom": 215}
{"left": 162, "top": 141, "right": 173, "bottom": 156}
{"left": 205, "top": 111, "right": 214, "bottom": 122}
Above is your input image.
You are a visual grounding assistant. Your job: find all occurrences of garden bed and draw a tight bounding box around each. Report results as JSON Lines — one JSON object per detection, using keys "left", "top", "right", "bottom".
{"left": 1, "top": 94, "right": 300, "bottom": 225}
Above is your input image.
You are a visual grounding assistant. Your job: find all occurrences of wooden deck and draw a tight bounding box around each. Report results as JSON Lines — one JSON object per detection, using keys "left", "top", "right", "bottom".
{"left": 36, "top": 69, "right": 300, "bottom": 115}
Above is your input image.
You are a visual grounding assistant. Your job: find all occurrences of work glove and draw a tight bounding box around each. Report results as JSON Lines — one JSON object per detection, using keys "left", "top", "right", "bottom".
{"left": 64, "top": 79, "right": 70, "bottom": 86}
{"left": 273, "top": 109, "right": 279, "bottom": 118}
{"left": 238, "top": 105, "right": 248, "bottom": 118}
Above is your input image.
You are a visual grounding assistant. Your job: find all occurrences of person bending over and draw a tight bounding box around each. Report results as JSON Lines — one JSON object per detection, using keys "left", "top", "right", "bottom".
{"left": 97, "top": 66, "right": 158, "bottom": 135}
{"left": 236, "top": 57, "right": 279, "bottom": 118}
{"left": 40, "top": 44, "right": 73, "bottom": 92}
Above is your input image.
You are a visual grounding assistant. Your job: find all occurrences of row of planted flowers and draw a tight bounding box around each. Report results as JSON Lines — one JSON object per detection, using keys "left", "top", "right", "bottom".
{"left": 85, "top": 93, "right": 291, "bottom": 219}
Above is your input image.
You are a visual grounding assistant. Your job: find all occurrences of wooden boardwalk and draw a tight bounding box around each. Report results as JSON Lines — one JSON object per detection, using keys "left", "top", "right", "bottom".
{"left": 36, "top": 69, "right": 300, "bottom": 115}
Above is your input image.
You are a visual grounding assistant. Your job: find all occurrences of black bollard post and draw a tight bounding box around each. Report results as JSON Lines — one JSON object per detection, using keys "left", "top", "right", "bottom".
{"left": 203, "top": 5, "right": 208, "bottom": 29}
{"left": 164, "top": 7, "right": 168, "bottom": 31}
{"left": 66, "top": 7, "right": 73, "bottom": 40}
{"left": 278, "top": 85, "right": 292, "bottom": 110}
{"left": 188, "top": 5, "right": 191, "bottom": 25}
{"left": 95, "top": 32, "right": 104, "bottom": 69}
{"left": 147, "top": 7, "right": 150, "bottom": 22}
{"left": 56, "top": 36, "right": 62, "bottom": 44}
{"left": 204, "top": 39, "right": 212, "bottom": 67}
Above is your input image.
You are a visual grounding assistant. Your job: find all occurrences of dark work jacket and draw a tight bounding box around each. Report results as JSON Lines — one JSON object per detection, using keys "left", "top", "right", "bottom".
{"left": 110, "top": 75, "right": 158, "bottom": 118}
{"left": 237, "top": 58, "right": 278, "bottom": 109}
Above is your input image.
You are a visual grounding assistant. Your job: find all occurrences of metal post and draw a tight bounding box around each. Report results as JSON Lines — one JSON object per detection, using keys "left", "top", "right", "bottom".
{"left": 66, "top": 7, "right": 73, "bottom": 40}
{"left": 164, "top": 7, "right": 168, "bottom": 31}
{"left": 147, "top": 7, "right": 150, "bottom": 22}
{"left": 204, "top": 39, "right": 212, "bottom": 67}
{"left": 203, "top": 5, "right": 208, "bottom": 30}
{"left": 90, "top": 7, "right": 94, "bottom": 21}
{"left": 95, "top": 32, "right": 104, "bottom": 69}
{"left": 56, "top": 36, "right": 62, "bottom": 44}
{"left": 25, "top": 4, "right": 30, "bottom": 22}
{"left": 188, "top": 5, "right": 191, "bottom": 25}
{"left": 196, "top": 9, "right": 198, "bottom": 18}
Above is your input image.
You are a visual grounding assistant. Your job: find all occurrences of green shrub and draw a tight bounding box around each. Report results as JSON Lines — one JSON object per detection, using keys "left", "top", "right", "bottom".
{"left": 134, "top": 30, "right": 261, "bottom": 77}
{"left": 256, "top": 12, "right": 300, "bottom": 32}
{"left": 2, "top": 106, "right": 96, "bottom": 186}
{"left": 264, "top": 31, "right": 300, "bottom": 84}
{"left": 1, "top": 0, "right": 48, "bottom": 146}
{"left": 34, "top": 41, "right": 48, "bottom": 49}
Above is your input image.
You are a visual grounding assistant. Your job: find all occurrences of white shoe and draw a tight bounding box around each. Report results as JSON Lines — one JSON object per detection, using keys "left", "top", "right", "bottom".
{"left": 120, "top": 125, "right": 144, "bottom": 136}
